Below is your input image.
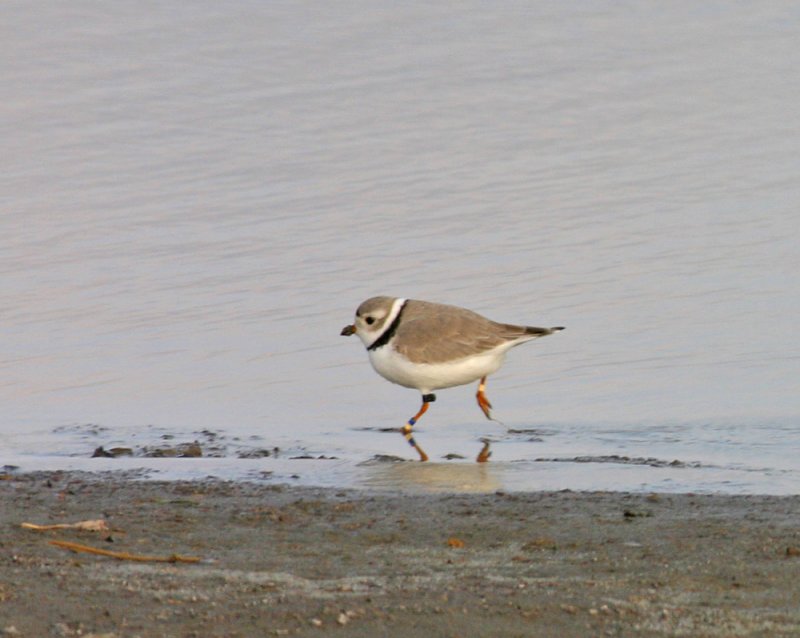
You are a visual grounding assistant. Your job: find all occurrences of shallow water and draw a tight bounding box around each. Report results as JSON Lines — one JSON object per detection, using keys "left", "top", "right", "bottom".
{"left": 2, "top": 2, "right": 799, "bottom": 493}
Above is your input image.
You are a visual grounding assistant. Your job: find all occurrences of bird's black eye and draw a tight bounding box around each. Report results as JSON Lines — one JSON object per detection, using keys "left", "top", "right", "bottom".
{"left": 365, "top": 316, "right": 375, "bottom": 325}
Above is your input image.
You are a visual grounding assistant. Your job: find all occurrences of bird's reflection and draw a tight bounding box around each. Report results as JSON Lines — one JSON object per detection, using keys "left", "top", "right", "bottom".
{"left": 360, "top": 459, "right": 503, "bottom": 493}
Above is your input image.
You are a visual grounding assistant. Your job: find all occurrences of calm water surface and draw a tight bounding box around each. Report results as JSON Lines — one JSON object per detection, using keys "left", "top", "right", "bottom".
{"left": 2, "top": 2, "right": 799, "bottom": 493}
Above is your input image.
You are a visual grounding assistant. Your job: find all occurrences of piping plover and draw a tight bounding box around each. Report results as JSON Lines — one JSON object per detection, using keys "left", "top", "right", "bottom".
{"left": 341, "top": 296, "right": 564, "bottom": 462}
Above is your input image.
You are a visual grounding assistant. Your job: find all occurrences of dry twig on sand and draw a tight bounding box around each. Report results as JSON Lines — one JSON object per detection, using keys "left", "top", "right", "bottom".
{"left": 21, "top": 519, "right": 111, "bottom": 532}
{"left": 48, "top": 539, "right": 201, "bottom": 563}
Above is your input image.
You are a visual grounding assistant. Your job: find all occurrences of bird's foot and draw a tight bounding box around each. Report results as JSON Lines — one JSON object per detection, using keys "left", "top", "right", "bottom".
{"left": 402, "top": 423, "right": 429, "bottom": 462}
{"left": 476, "top": 390, "right": 493, "bottom": 420}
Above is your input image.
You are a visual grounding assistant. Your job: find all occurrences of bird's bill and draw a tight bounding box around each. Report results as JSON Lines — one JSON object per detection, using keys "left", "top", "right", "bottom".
{"left": 340, "top": 324, "right": 357, "bottom": 336}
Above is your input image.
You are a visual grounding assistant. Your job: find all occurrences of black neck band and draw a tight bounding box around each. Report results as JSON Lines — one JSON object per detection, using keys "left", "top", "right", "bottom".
{"left": 367, "top": 300, "right": 407, "bottom": 351}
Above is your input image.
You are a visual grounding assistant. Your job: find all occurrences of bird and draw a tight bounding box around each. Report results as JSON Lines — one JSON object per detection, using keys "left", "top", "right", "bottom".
{"left": 341, "top": 296, "right": 563, "bottom": 462}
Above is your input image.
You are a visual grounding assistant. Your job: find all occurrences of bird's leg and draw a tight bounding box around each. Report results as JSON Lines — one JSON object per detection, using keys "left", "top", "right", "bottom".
{"left": 476, "top": 437, "right": 492, "bottom": 463}
{"left": 476, "top": 376, "right": 493, "bottom": 420}
{"left": 402, "top": 393, "right": 435, "bottom": 461}
{"left": 475, "top": 377, "right": 494, "bottom": 462}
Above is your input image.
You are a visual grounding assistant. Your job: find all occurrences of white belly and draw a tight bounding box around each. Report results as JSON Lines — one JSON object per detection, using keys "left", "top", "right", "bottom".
{"left": 368, "top": 346, "right": 506, "bottom": 393}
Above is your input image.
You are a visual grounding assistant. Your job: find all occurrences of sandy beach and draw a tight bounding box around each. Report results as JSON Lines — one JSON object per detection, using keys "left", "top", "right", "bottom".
{"left": 1, "top": 471, "right": 799, "bottom": 637}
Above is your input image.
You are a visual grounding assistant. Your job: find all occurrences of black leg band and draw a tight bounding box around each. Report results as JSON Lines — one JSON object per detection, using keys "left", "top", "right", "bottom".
{"left": 422, "top": 393, "right": 436, "bottom": 403}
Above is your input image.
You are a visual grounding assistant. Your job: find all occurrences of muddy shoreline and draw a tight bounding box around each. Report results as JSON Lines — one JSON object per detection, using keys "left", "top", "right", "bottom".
{"left": 1, "top": 472, "right": 799, "bottom": 637}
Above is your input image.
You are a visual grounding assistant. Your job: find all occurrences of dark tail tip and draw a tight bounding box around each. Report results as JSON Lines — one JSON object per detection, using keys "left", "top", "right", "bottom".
{"left": 524, "top": 325, "right": 565, "bottom": 336}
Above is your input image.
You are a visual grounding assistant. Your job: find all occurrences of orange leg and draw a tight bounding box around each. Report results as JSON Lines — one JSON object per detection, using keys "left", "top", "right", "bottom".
{"left": 475, "top": 377, "right": 493, "bottom": 462}
{"left": 476, "top": 376, "right": 493, "bottom": 420}
{"left": 476, "top": 437, "right": 492, "bottom": 463}
{"left": 401, "top": 394, "right": 434, "bottom": 461}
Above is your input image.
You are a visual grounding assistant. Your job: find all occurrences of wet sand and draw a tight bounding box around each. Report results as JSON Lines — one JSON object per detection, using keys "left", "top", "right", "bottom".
{"left": 1, "top": 471, "right": 799, "bottom": 637}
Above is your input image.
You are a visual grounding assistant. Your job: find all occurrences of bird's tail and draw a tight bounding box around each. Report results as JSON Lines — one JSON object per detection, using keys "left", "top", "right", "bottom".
{"left": 524, "top": 325, "right": 565, "bottom": 337}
